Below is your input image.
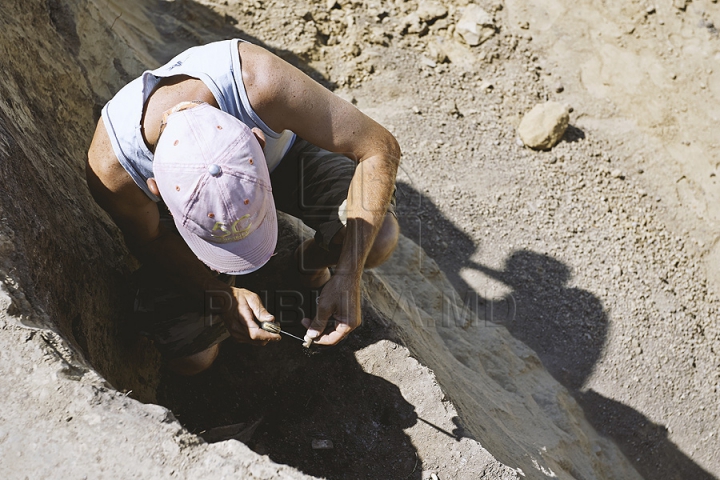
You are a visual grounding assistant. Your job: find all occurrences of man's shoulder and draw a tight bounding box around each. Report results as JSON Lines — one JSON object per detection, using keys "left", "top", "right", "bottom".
{"left": 87, "top": 117, "right": 136, "bottom": 190}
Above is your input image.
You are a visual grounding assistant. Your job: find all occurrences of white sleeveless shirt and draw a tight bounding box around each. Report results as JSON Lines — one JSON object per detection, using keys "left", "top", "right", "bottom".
{"left": 101, "top": 39, "right": 295, "bottom": 201}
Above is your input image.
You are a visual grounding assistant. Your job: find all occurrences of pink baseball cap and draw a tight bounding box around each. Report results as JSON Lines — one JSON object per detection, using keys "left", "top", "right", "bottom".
{"left": 153, "top": 103, "right": 277, "bottom": 274}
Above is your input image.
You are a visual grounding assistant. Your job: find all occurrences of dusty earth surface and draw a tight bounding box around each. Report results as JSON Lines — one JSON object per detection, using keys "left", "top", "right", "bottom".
{"left": 203, "top": 0, "right": 720, "bottom": 477}
{"left": 0, "top": 0, "right": 719, "bottom": 478}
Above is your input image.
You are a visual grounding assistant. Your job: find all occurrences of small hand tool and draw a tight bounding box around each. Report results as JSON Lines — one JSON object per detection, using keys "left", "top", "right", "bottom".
{"left": 259, "top": 321, "right": 312, "bottom": 346}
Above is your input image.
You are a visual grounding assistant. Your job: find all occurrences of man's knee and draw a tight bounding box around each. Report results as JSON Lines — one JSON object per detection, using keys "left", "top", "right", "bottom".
{"left": 167, "top": 343, "right": 220, "bottom": 376}
{"left": 366, "top": 214, "right": 399, "bottom": 268}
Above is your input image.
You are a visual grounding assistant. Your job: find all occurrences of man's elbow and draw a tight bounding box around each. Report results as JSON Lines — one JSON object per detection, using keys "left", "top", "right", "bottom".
{"left": 383, "top": 132, "right": 402, "bottom": 169}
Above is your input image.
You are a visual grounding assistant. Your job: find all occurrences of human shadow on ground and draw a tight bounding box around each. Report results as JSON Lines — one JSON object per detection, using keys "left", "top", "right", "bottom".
{"left": 156, "top": 215, "right": 423, "bottom": 480}
{"left": 395, "top": 181, "right": 714, "bottom": 480}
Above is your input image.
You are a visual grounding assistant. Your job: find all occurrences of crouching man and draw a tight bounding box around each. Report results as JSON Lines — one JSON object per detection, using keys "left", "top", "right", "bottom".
{"left": 86, "top": 39, "right": 399, "bottom": 375}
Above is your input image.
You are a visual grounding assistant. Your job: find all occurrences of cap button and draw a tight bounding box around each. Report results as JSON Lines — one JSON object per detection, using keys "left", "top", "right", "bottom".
{"left": 208, "top": 164, "right": 222, "bottom": 176}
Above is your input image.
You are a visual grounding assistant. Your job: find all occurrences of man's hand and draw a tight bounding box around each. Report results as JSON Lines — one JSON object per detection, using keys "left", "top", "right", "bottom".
{"left": 224, "top": 287, "right": 281, "bottom": 345}
{"left": 301, "top": 274, "right": 361, "bottom": 346}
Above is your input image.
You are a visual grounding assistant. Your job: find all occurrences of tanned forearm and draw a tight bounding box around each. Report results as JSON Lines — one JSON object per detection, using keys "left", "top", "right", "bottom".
{"left": 336, "top": 149, "right": 399, "bottom": 277}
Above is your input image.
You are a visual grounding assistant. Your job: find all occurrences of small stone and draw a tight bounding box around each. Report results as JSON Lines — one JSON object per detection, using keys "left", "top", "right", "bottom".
{"left": 415, "top": 1, "right": 447, "bottom": 23}
{"left": 611, "top": 169, "right": 624, "bottom": 179}
{"left": 420, "top": 55, "right": 437, "bottom": 68}
{"left": 517, "top": 101, "right": 570, "bottom": 150}
{"left": 456, "top": 4, "right": 496, "bottom": 46}
{"left": 480, "top": 80, "right": 494, "bottom": 90}
{"left": 326, "top": 0, "right": 338, "bottom": 10}
{"left": 312, "top": 439, "right": 334, "bottom": 450}
{"left": 612, "top": 265, "right": 622, "bottom": 277}
{"left": 555, "top": 83, "right": 564, "bottom": 93}
{"left": 443, "top": 101, "right": 459, "bottom": 116}
{"left": 400, "top": 13, "right": 428, "bottom": 35}
{"left": 426, "top": 41, "right": 449, "bottom": 64}
{"left": 412, "top": 105, "right": 422, "bottom": 114}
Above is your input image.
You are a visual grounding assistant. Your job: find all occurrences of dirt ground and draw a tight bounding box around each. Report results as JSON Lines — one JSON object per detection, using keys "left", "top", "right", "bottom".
{"left": 155, "top": 215, "right": 518, "bottom": 480}
{"left": 201, "top": 0, "right": 720, "bottom": 477}
{"left": 177, "top": 0, "right": 719, "bottom": 477}
{"left": 1, "top": 0, "right": 719, "bottom": 478}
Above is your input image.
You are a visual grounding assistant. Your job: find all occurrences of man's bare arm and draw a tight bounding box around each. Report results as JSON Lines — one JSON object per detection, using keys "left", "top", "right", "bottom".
{"left": 241, "top": 43, "right": 399, "bottom": 272}
{"left": 86, "top": 118, "right": 279, "bottom": 345}
{"left": 239, "top": 43, "right": 400, "bottom": 344}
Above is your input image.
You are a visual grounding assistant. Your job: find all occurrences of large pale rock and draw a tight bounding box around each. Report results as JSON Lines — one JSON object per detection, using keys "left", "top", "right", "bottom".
{"left": 517, "top": 101, "right": 570, "bottom": 150}
{"left": 456, "top": 4, "right": 496, "bottom": 46}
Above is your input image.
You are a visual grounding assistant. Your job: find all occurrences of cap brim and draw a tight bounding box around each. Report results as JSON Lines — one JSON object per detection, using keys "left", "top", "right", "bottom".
{"left": 175, "top": 201, "right": 278, "bottom": 275}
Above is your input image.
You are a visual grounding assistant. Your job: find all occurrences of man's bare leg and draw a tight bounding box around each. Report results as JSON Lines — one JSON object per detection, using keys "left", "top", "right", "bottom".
{"left": 167, "top": 343, "right": 220, "bottom": 376}
{"left": 295, "top": 214, "right": 400, "bottom": 287}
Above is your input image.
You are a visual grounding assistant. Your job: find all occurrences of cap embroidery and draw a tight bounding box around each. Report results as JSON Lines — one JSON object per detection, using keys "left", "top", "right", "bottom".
{"left": 210, "top": 215, "right": 253, "bottom": 243}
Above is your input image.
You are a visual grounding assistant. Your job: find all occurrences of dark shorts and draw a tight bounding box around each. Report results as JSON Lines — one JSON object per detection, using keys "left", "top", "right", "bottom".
{"left": 134, "top": 137, "right": 396, "bottom": 359}
{"left": 271, "top": 138, "right": 396, "bottom": 250}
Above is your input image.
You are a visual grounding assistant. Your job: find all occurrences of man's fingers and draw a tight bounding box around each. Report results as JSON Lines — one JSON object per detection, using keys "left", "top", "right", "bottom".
{"left": 244, "top": 291, "right": 275, "bottom": 322}
{"left": 306, "top": 300, "right": 332, "bottom": 339}
{"left": 313, "top": 322, "right": 352, "bottom": 346}
{"left": 235, "top": 298, "right": 279, "bottom": 343}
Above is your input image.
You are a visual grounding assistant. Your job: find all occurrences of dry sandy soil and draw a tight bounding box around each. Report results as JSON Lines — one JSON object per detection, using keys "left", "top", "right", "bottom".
{"left": 0, "top": 0, "right": 719, "bottom": 479}
{"left": 216, "top": 0, "right": 720, "bottom": 476}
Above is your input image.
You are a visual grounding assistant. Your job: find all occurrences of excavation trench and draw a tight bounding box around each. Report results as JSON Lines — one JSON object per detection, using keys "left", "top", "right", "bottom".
{"left": 0, "top": 1, "right": 644, "bottom": 478}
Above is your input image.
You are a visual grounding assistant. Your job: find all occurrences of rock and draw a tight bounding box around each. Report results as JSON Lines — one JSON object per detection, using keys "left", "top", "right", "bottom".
{"left": 436, "top": 38, "right": 476, "bottom": 71}
{"left": 311, "top": 439, "right": 334, "bottom": 450}
{"left": 517, "top": 101, "right": 570, "bottom": 150}
{"left": 479, "top": 80, "right": 494, "bottom": 90}
{"left": 456, "top": 4, "right": 496, "bottom": 46}
{"left": 611, "top": 169, "right": 624, "bottom": 179}
{"left": 400, "top": 12, "right": 429, "bottom": 35}
{"left": 426, "top": 41, "right": 449, "bottom": 64}
{"left": 672, "top": 0, "right": 690, "bottom": 11}
{"left": 416, "top": 1, "right": 447, "bottom": 23}
{"left": 420, "top": 55, "right": 437, "bottom": 68}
